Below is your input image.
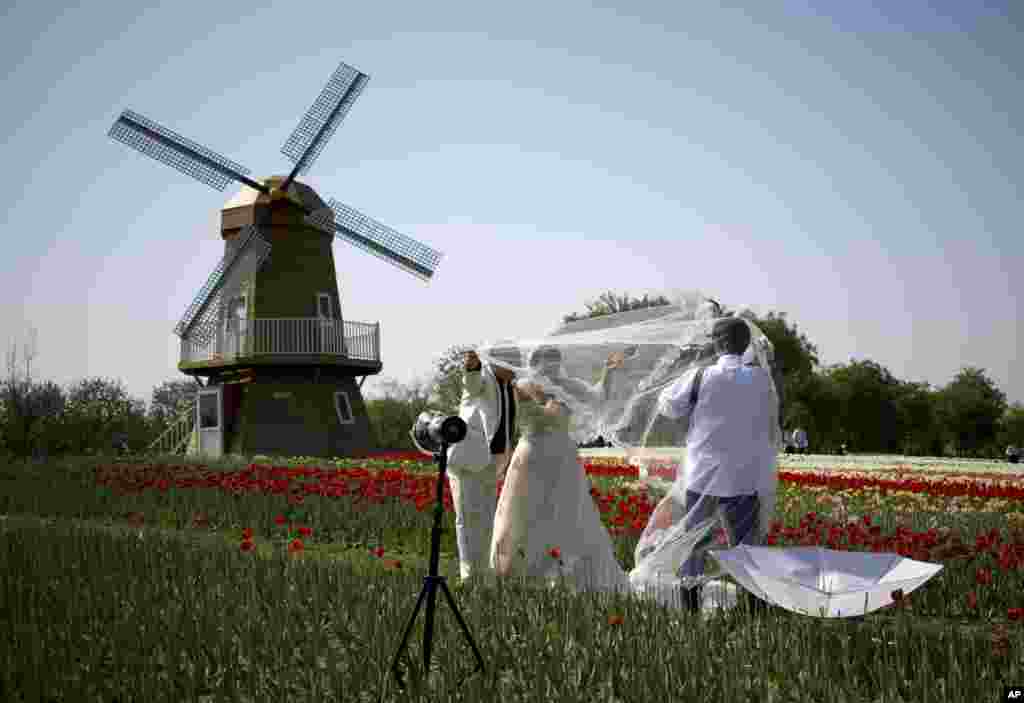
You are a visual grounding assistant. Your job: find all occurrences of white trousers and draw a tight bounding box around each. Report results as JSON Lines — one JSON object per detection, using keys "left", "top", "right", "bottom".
{"left": 447, "top": 450, "right": 509, "bottom": 581}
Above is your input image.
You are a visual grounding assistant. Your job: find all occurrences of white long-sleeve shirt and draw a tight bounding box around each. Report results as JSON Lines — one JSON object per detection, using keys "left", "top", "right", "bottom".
{"left": 657, "top": 354, "right": 777, "bottom": 497}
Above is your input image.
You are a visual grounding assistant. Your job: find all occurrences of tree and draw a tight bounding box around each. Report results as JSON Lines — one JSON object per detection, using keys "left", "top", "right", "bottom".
{"left": 62, "top": 377, "right": 148, "bottom": 454}
{"left": 826, "top": 360, "right": 903, "bottom": 453}
{"left": 893, "top": 381, "right": 944, "bottom": 456}
{"left": 364, "top": 378, "right": 438, "bottom": 451}
{"left": 0, "top": 327, "right": 65, "bottom": 458}
{"left": 938, "top": 367, "right": 1008, "bottom": 456}
{"left": 751, "top": 312, "right": 819, "bottom": 380}
{"left": 562, "top": 291, "right": 672, "bottom": 323}
{"left": 428, "top": 344, "right": 476, "bottom": 416}
{"left": 149, "top": 378, "right": 203, "bottom": 425}
{"left": 998, "top": 403, "right": 1024, "bottom": 449}
{"left": 784, "top": 371, "right": 843, "bottom": 452}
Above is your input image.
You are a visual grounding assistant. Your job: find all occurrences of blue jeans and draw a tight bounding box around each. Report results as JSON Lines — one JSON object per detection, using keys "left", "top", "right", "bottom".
{"left": 678, "top": 490, "right": 761, "bottom": 580}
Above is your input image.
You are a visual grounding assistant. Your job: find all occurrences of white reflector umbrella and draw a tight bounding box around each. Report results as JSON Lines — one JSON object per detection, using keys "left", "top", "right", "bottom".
{"left": 710, "top": 546, "right": 944, "bottom": 618}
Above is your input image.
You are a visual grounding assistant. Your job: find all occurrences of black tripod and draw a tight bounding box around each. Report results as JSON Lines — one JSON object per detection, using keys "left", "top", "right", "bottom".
{"left": 384, "top": 443, "right": 486, "bottom": 692}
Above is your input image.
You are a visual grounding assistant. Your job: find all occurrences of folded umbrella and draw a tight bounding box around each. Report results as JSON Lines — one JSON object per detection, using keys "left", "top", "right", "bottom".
{"left": 710, "top": 545, "right": 943, "bottom": 618}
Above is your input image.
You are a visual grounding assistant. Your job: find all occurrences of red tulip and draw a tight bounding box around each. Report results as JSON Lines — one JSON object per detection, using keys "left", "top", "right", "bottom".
{"left": 288, "top": 538, "right": 304, "bottom": 553}
{"left": 548, "top": 547, "right": 562, "bottom": 560}
{"left": 274, "top": 514, "right": 287, "bottom": 526}
{"left": 1009, "top": 608, "right": 1024, "bottom": 621}
{"left": 240, "top": 540, "right": 255, "bottom": 552}
{"left": 242, "top": 527, "right": 254, "bottom": 540}
{"left": 298, "top": 526, "right": 312, "bottom": 537}
{"left": 976, "top": 568, "right": 993, "bottom": 586}
{"left": 967, "top": 591, "right": 978, "bottom": 609}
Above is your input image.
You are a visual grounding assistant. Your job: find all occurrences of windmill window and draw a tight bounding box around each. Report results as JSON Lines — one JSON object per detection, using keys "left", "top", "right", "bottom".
{"left": 317, "top": 293, "right": 333, "bottom": 319}
{"left": 334, "top": 391, "right": 354, "bottom": 425}
{"left": 198, "top": 391, "right": 220, "bottom": 430}
{"left": 224, "top": 295, "right": 247, "bottom": 332}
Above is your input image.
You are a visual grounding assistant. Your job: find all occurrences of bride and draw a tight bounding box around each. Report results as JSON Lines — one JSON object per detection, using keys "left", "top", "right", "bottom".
{"left": 488, "top": 345, "right": 631, "bottom": 593}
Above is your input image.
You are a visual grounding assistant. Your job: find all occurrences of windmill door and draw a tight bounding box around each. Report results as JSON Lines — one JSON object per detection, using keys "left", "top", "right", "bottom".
{"left": 316, "top": 293, "right": 342, "bottom": 354}
{"left": 224, "top": 295, "right": 247, "bottom": 359}
{"left": 196, "top": 387, "right": 223, "bottom": 458}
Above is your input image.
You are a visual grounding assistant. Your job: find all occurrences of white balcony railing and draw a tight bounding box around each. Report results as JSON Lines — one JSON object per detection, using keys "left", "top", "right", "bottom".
{"left": 180, "top": 318, "right": 380, "bottom": 365}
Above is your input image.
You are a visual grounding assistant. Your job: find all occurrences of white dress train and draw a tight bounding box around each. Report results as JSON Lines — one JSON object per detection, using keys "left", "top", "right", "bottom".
{"left": 487, "top": 388, "right": 741, "bottom": 611}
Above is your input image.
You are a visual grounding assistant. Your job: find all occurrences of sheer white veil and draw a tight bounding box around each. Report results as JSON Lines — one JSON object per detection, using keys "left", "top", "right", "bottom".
{"left": 476, "top": 290, "right": 783, "bottom": 600}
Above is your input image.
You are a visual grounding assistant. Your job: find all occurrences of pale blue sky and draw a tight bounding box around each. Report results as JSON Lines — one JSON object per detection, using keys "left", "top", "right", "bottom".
{"left": 2, "top": 0, "right": 1021, "bottom": 405}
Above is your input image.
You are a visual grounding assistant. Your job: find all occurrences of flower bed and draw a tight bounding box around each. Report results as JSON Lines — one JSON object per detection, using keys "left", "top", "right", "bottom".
{"left": 4, "top": 453, "right": 1024, "bottom": 701}
{"left": 92, "top": 458, "right": 1024, "bottom": 567}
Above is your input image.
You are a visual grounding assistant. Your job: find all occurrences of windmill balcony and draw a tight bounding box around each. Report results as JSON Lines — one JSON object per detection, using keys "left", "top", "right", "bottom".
{"left": 179, "top": 318, "right": 380, "bottom": 370}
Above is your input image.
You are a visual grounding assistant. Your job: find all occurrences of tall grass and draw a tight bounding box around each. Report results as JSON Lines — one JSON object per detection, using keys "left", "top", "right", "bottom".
{"left": 1, "top": 455, "right": 1022, "bottom": 701}
{"left": 1, "top": 515, "right": 1018, "bottom": 702}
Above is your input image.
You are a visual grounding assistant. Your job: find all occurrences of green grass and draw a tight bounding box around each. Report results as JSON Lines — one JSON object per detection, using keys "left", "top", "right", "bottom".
{"left": 0, "top": 455, "right": 1022, "bottom": 702}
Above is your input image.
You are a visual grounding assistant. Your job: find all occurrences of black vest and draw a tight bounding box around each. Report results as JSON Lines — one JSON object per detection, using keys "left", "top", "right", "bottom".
{"left": 490, "top": 378, "right": 516, "bottom": 455}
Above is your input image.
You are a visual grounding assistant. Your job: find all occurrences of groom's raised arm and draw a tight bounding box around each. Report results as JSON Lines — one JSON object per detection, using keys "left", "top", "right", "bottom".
{"left": 463, "top": 368, "right": 485, "bottom": 399}
{"left": 656, "top": 367, "right": 700, "bottom": 421}
{"left": 462, "top": 350, "right": 487, "bottom": 401}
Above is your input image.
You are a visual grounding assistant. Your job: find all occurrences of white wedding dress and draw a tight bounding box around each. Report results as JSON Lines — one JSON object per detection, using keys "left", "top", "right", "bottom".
{"left": 489, "top": 389, "right": 631, "bottom": 593}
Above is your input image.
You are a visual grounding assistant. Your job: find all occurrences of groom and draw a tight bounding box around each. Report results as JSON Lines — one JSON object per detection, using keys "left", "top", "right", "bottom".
{"left": 445, "top": 349, "right": 517, "bottom": 582}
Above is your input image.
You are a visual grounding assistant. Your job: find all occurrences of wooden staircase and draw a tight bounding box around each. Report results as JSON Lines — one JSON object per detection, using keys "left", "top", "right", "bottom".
{"left": 147, "top": 401, "right": 196, "bottom": 455}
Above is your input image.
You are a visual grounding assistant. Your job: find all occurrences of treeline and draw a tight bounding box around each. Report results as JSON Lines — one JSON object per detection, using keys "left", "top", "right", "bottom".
{"left": 751, "top": 310, "right": 1022, "bottom": 458}
{"left": 5, "top": 295, "right": 1023, "bottom": 459}
{"left": 403, "top": 293, "right": 1024, "bottom": 458}
{"left": 0, "top": 327, "right": 198, "bottom": 459}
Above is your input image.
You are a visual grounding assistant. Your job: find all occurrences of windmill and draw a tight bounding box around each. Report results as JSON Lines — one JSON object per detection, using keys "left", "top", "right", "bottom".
{"left": 108, "top": 59, "right": 443, "bottom": 458}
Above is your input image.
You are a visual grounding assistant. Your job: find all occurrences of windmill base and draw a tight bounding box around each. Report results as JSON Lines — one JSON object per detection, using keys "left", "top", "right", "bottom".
{"left": 191, "top": 371, "right": 373, "bottom": 459}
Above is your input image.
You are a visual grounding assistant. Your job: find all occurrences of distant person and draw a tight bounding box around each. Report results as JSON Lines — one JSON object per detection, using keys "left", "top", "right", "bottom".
{"left": 784, "top": 430, "right": 795, "bottom": 455}
{"left": 1008, "top": 446, "right": 1021, "bottom": 465}
{"left": 792, "top": 427, "right": 808, "bottom": 455}
{"left": 112, "top": 433, "right": 129, "bottom": 455}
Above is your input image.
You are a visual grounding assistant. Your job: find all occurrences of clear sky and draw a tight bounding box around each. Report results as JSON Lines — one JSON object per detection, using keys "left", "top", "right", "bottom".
{"left": 2, "top": 0, "right": 1021, "bottom": 405}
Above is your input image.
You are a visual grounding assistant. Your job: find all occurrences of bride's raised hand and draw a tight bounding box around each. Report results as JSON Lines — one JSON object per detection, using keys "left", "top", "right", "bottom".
{"left": 542, "top": 398, "right": 563, "bottom": 416}
{"left": 515, "top": 380, "right": 547, "bottom": 403}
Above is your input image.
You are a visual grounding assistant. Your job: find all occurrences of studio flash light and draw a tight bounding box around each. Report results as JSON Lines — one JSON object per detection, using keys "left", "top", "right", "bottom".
{"left": 387, "top": 409, "right": 485, "bottom": 693}
{"left": 410, "top": 411, "right": 468, "bottom": 455}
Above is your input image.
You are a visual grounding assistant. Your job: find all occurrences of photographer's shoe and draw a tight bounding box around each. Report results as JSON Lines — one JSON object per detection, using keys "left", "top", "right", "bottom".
{"left": 680, "top": 586, "right": 702, "bottom": 614}
{"left": 744, "top": 591, "right": 770, "bottom": 617}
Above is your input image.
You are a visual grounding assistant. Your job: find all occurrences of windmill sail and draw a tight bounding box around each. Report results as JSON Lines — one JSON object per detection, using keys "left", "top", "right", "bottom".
{"left": 281, "top": 62, "right": 369, "bottom": 179}
{"left": 109, "top": 110, "right": 263, "bottom": 193}
{"left": 175, "top": 225, "right": 272, "bottom": 342}
{"left": 310, "top": 197, "right": 443, "bottom": 281}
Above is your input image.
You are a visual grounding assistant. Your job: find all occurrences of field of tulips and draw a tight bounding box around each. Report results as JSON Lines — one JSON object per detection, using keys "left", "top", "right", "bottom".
{"left": 2, "top": 451, "right": 1024, "bottom": 701}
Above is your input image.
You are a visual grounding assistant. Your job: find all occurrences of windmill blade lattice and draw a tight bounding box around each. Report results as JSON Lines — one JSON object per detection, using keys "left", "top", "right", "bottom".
{"left": 184, "top": 232, "right": 273, "bottom": 345}
{"left": 175, "top": 225, "right": 272, "bottom": 342}
{"left": 281, "top": 62, "right": 369, "bottom": 178}
{"left": 109, "top": 110, "right": 260, "bottom": 192}
{"left": 315, "top": 197, "right": 443, "bottom": 281}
